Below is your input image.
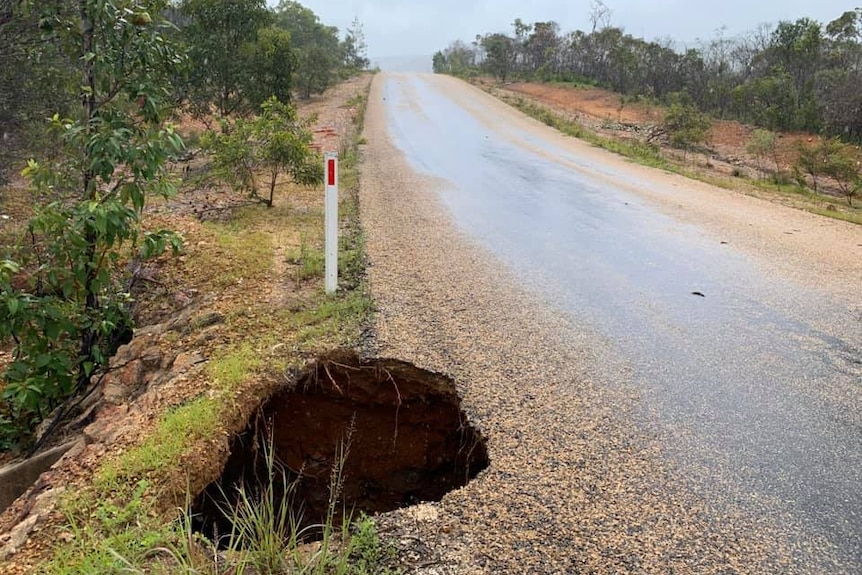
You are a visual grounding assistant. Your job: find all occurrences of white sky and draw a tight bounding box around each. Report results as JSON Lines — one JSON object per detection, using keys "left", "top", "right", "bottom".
{"left": 268, "top": 1, "right": 854, "bottom": 62}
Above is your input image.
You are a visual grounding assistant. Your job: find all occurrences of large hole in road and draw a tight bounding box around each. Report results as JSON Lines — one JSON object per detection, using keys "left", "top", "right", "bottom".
{"left": 192, "top": 352, "right": 488, "bottom": 543}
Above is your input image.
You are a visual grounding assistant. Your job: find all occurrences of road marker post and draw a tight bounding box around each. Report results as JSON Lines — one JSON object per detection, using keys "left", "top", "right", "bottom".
{"left": 324, "top": 152, "right": 338, "bottom": 294}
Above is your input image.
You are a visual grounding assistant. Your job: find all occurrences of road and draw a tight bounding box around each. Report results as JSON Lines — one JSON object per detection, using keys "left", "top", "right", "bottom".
{"left": 361, "top": 73, "right": 862, "bottom": 574}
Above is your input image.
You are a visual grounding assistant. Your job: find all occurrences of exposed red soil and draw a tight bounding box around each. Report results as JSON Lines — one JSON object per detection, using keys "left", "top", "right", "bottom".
{"left": 494, "top": 80, "right": 836, "bottom": 175}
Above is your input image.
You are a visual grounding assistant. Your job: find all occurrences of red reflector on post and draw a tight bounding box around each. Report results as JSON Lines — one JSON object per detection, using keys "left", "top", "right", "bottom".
{"left": 327, "top": 159, "right": 336, "bottom": 186}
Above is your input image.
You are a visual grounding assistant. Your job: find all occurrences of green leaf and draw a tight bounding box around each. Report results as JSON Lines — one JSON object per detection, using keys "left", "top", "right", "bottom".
{"left": 44, "top": 321, "right": 61, "bottom": 341}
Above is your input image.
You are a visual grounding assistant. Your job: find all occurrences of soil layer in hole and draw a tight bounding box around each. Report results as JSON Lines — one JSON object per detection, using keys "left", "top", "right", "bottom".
{"left": 193, "top": 351, "right": 489, "bottom": 541}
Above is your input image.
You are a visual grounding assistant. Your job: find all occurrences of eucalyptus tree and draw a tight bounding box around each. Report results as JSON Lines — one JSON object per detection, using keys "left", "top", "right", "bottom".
{"left": 0, "top": 0, "right": 184, "bottom": 445}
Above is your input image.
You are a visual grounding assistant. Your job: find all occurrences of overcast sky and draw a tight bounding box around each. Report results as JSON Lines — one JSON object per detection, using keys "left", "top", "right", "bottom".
{"left": 269, "top": 1, "right": 854, "bottom": 65}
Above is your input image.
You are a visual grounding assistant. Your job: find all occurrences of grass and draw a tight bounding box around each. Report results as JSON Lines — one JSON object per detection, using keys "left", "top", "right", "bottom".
{"left": 492, "top": 90, "right": 862, "bottom": 225}
{"left": 38, "top": 77, "right": 384, "bottom": 575}
{"left": 285, "top": 231, "right": 326, "bottom": 285}
{"left": 48, "top": 480, "right": 173, "bottom": 575}
{"left": 96, "top": 397, "right": 221, "bottom": 491}
{"left": 51, "top": 441, "right": 397, "bottom": 575}
{"left": 207, "top": 341, "right": 266, "bottom": 391}
{"left": 204, "top": 220, "right": 275, "bottom": 287}
{"left": 811, "top": 206, "right": 862, "bottom": 224}
{"left": 500, "top": 94, "right": 667, "bottom": 169}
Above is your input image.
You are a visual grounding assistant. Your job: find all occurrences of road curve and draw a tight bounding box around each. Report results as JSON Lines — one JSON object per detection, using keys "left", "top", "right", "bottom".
{"left": 360, "top": 72, "right": 862, "bottom": 574}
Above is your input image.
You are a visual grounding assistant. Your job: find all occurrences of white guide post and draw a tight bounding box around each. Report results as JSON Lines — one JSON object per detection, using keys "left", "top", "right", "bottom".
{"left": 324, "top": 152, "right": 339, "bottom": 294}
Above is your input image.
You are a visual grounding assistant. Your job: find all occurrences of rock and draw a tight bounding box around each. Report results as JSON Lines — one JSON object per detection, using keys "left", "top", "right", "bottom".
{"left": 173, "top": 352, "right": 206, "bottom": 370}
{"left": 53, "top": 440, "right": 86, "bottom": 469}
{"left": 0, "top": 514, "right": 38, "bottom": 561}
{"left": 139, "top": 346, "right": 163, "bottom": 370}
{"left": 84, "top": 405, "right": 131, "bottom": 445}
{"left": 411, "top": 503, "right": 440, "bottom": 523}
{"left": 174, "top": 291, "right": 193, "bottom": 307}
{"left": 112, "top": 333, "right": 159, "bottom": 367}
{"left": 135, "top": 323, "right": 165, "bottom": 337}
{"left": 0, "top": 487, "right": 67, "bottom": 561}
{"left": 191, "top": 311, "right": 225, "bottom": 330}
{"left": 166, "top": 307, "right": 196, "bottom": 334}
{"left": 194, "top": 326, "right": 222, "bottom": 346}
{"left": 102, "top": 361, "right": 144, "bottom": 404}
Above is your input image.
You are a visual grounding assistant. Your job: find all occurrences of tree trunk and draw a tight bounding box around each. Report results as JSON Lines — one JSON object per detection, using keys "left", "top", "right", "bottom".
{"left": 268, "top": 167, "right": 277, "bottom": 207}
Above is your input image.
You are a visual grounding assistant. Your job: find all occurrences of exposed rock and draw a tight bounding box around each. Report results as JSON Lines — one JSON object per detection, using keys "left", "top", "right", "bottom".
{"left": 84, "top": 404, "right": 132, "bottom": 445}
{"left": 173, "top": 352, "right": 206, "bottom": 370}
{"left": 0, "top": 514, "right": 37, "bottom": 561}
{"left": 191, "top": 311, "right": 225, "bottom": 330}
{"left": 0, "top": 487, "right": 66, "bottom": 561}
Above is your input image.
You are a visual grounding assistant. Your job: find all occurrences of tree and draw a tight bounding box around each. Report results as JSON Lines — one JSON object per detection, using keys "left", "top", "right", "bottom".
{"left": 204, "top": 98, "right": 322, "bottom": 207}
{"left": 663, "top": 95, "right": 712, "bottom": 156}
{"left": 819, "top": 139, "right": 861, "bottom": 205}
{"left": 432, "top": 51, "right": 446, "bottom": 73}
{"left": 0, "top": 0, "right": 184, "bottom": 446}
{"left": 180, "top": 0, "right": 272, "bottom": 117}
{"left": 431, "top": 8, "right": 862, "bottom": 144}
{"left": 795, "top": 141, "right": 828, "bottom": 192}
{"left": 0, "top": 0, "right": 77, "bottom": 184}
{"left": 481, "top": 33, "right": 516, "bottom": 81}
{"left": 342, "top": 17, "right": 369, "bottom": 71}
{"left": 273, "top": 1, "right": 340, "bottom": 98}
{"left": 529, "top": 21, "right": 562, "bottom": 79}
{"left": 730, "top": 70, "right": 797, "bottom": 130}
{"left": 794, "top": 138, "right": 861, "bottom": 204}
{"left": 746, "top": 128, "right": 779, "bottom": 178}
{"left": 248, "top": 26, "right": 296, "bottom": 106}
{"left": 589, "top": 0, "right": 613, "bottom": 33}
{"left": 443, "top": 40, "right": 477, "bottom": 77}
{"left": 818, "top": 11, "right": 862, "bottom": 138}
{"left": 770, "top": 18, "right": 823, "bottom": 115}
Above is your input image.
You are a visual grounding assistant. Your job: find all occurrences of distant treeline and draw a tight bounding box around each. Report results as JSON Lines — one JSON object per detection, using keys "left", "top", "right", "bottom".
{"left": 433, "top": 6, "right": 862, "bottom": 139}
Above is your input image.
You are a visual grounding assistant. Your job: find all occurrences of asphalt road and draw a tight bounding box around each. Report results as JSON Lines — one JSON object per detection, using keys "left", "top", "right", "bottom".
{"left": 375, "top": 73, "right": 862, "bottom": 571}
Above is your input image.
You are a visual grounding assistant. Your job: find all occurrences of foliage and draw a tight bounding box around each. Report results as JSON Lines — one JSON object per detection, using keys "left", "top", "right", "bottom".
{"left": 0, "top": 1, "right": 78, "bottom": 184}
{"left": 273, "top": 1, "right": 341, "bottom": 98}
{"left": 797, "top": 139, "right": 862, "bottom": 205}
{"left": 480, "top": 33, "right": 517, "bottom": 81}
{"left": 746, "top": 128, "right": 779, "bottom": 177}
{"left": 432, "top": 40, "right": 477, "bottom": 77}
{"left": 40, "top": 78, "right": 383, "bottom": 572}
{"left": 342, "top": 16, "right": 370, "bottom": 72}
{"left": 795, "top": 141, "right": 829, "bottom": 192}
{"left": 0, "top": 0, "right": 184, "bottom": 446}
{"left": 179, "top": 0, "right": 274, "bottom": 116}
{"left": 433, "top": 9, "right": 862, "bottom": 140}
{"left": 54, "top": 446, "right": 397, "bottom": 575}
{"left": 201, "top": 121, "right": 257, "bottom": 193}
{"left": 248, "top": 26, "right": 296, "bottom": 108}
{"left": 663, "top": 96, "right": 712, "bottom": 153}
{"left": 203, "top": 98, "right": 323, "bottom": 206}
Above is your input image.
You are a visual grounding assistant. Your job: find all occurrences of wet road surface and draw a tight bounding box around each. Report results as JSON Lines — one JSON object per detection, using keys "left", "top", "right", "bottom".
{"left": 379, "top": 73, "right": 862, "bottom": 570}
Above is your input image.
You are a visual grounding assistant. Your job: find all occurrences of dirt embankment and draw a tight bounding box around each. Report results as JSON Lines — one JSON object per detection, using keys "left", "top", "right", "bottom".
{"left": 0, "top": 75, "right": 372, "bottom": 572}
{"left": 487, "top": 80, "right": 847, "bottom": 189}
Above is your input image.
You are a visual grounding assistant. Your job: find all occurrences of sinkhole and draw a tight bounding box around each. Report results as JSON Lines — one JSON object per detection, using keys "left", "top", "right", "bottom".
{"left": 192, "top": 352, "right": 489, "bottom": 542}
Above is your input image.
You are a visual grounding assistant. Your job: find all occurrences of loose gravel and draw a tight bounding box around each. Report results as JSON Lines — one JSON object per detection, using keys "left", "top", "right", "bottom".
{"left": 359, "top": 74, "right": 851, "bottom": 574}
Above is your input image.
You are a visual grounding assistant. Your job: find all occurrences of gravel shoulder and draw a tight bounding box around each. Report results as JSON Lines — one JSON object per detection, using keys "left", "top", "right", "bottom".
{"left": 360, "top": 74, "right": 854, "bottom": 574}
